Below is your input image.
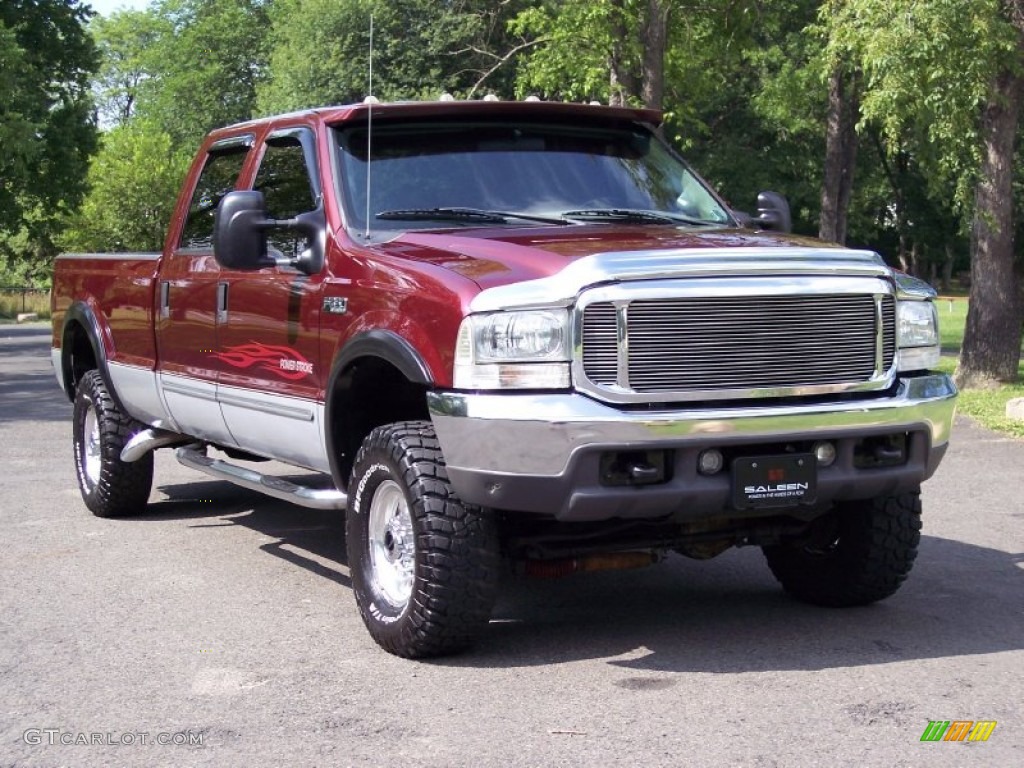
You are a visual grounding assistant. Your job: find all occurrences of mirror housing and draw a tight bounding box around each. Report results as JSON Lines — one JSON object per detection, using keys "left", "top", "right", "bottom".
{"left": 213, "top": 191, "right": 274, "bottom": 270}
{"left": 755, "top": 190, "right": 792, "bottom": 234}
{"left": 213, "top": 190, "right": 326, "bottom": 274}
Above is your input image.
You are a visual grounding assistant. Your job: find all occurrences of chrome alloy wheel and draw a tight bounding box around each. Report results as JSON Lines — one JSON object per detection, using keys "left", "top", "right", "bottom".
{"left": 367, "top": 479, "right": 415, "bottom": 609}
{"left": 83, "top": 402, "right": 102, "bottom": 485}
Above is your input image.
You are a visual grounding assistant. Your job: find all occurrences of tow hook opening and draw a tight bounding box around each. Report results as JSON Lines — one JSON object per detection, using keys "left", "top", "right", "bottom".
{"left": 600, "top": 450, "right": 671, "bottom": 487}
{"left": 853, "top": 433, "right": 909, "bottom": 468}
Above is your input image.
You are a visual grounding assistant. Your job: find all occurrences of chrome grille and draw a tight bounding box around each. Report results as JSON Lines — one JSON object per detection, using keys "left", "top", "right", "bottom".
{"left": 882, "top": 297, "right": 895, "bottom": 369}
{"left": 581, "top": 302, "right": 618, "bottom": 385}
{"left": 581, "top": 293, "right": 895, "bottom": 398}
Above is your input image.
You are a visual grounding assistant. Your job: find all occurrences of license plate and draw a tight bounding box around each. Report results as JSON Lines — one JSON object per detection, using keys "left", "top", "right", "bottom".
{"left": 732, "top": 454, "right": 817, "bottom": 509}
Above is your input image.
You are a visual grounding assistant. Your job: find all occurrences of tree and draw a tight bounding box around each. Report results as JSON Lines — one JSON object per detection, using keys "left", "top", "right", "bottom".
{"left": 513, "top": 1, "right": 831, "bottom": 232}
{"left": 0, "top": 0, "right": 99, "bottom": 279}
{"left": 828, "top": 0, "right": 1024, "bottom": 386}
{"left": 512, "top": 0, "right": 671, "bottom": 107}
{"left": 136, "top": 0, "right": 271, "bottom": 148}
{"left": 90, "top": 9, "right": 164, "bottom": 127}
{"left": 258, "top": 0, "right": 532, "bottom": 114}
{"left": 60, "top": 123, "right": 191, "bottom": 253}
{"left": 818, "top": 1, "right": 860, "bottom": 244}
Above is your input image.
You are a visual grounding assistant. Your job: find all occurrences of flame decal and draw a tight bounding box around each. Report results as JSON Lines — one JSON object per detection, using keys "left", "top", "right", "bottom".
{"left": 212, "top": 342, "right": 313, "bottom": 381}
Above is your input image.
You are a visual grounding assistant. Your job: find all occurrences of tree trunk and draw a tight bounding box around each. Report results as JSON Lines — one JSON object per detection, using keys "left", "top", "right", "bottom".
{"left": 897, "top": 232, "right": 912, "bottom": 275}
{"left": 956, "top": 67, "right": 1024, "bottom": 387}
{"left": 819, "top": 63, "right": 859, "bottom": 244}
{"left": 608, "top": 0, "right": 638, "bottom": 105}
{"left": 640, "top": 0, "right": 670, "bottom": 110}
{"left": 941, "top": 243, "right": 955, "bottom": 291}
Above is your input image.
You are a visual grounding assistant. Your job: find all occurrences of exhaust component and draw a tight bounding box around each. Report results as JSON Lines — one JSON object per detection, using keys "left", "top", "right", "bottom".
{"left": 523, "top": 551, "right": 659, "bottom": 579}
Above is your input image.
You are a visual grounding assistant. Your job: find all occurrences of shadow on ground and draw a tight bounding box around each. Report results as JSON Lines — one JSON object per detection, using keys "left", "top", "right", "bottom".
{"left": 0, "top": 371, "right": 71, "bottom": 423}
{"left": 133, "top": 479, "right": 1023, "bottom": 675}
{"left": 0, "top": 327, "right": 73, "bottom": 423}
{"left": 146, "top": 478, "right": 350, "bottom": 589}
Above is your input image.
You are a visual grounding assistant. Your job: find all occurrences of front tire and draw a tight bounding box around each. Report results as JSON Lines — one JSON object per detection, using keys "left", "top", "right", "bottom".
{"left": 346, "top": 421, "right": 500, "bottom": 658}
{"left": 72, "top": 370, "right": 153, "bottom": 517}
{"left": 762, "top": 491, "right": 922, "bottom": 607}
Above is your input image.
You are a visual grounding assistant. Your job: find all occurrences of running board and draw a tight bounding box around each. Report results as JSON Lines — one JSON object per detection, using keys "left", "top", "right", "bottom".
{"left": 176, "top": 446, "right": 348, "bottom": 510}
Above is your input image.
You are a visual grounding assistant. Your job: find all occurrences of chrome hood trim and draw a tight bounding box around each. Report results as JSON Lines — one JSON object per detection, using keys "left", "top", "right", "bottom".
{"left": 468, "top": 246, "right": 891, "bottom": 312}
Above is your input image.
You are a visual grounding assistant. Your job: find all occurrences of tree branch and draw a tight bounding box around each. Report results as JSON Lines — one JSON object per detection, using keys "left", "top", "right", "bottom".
{"left": 468, "top": 38, "right": 548, "bottom": 98}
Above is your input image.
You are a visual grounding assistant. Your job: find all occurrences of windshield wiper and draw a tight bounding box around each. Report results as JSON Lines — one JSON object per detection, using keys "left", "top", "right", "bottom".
{"left": 561, "top": 208, "right": 716, "bottom": 226}
{"left": 375, "top": 207, "right": 569, "bottom": 225}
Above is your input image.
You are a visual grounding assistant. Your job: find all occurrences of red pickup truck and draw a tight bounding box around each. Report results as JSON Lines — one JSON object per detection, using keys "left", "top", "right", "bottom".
{"left": 51, "top": 100, "right": 957, "bottom": 657}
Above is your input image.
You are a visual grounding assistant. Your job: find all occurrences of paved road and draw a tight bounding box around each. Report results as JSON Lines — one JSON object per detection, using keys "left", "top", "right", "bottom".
{"left": 1, "top": 324, "right": 1021, "bottom": 767}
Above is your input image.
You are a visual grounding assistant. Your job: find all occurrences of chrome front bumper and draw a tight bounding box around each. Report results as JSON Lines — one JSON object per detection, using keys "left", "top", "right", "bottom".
{"left": 427, "top": 374, "right": 957, "bottom": 521}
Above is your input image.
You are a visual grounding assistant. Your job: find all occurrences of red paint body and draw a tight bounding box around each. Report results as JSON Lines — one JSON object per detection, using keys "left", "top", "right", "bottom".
{"left": 51, "top": 101, "right": 809, "bottom": 403}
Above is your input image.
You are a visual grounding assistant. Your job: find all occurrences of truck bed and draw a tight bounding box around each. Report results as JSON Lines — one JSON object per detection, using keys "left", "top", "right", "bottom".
{"left": 51, "top": 253, "right": 162, "bottom": 369}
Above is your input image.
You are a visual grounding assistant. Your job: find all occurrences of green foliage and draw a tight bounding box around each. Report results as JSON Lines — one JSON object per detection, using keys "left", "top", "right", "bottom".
{"left": 258, "top": 0, "right": 375, "bottom": 111}
{"left": 676, "top": 1, "right": 824, "bottom": 233}
{"left": 0, "top": 0, "right": 99, "bottom": 281}
{"left": 90, "top": 9, "right": 165, "bottom": 127}
{"left": 511, "top": 1, "right": 622, "bottom": 103}
{"left": 60, "top": 123, "right": 191, "bottom": 253}
{"left": 510, "top": 1, "right": 830, "bottom": 233}
{"left": 826, "top": 0, "right": 1014, "bottom": 208}
{"left": 258, "top": 0, "right": 531, "bottom": 114}
{"left": 0, "top": 224, "right": 55, "bottom": 288}
{"left": 136, "top": 0, "right": 271, "bottom": 148}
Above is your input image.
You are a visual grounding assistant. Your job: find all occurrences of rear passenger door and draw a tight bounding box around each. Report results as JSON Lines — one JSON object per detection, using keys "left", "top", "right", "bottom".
{"left": 213, "top": 127, "right": 329, "bottom": 471}
{"left": 156, "top": 136, "right": 252, "bottom": 445}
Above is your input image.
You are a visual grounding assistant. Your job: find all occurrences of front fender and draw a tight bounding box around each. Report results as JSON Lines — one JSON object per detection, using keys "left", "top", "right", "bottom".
{"left": 323, "top": 325, "right": 439, "bottom": 488}
{"left": 331, "top": 329, "right": 433, "bottom": 386}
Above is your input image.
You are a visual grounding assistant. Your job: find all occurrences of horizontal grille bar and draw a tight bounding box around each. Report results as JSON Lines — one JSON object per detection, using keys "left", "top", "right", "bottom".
{"left": 581, "top": 302, "right": 618, "bottom": 385}
{"left": 581, "top": 293, "right": 895, "bottom": 396}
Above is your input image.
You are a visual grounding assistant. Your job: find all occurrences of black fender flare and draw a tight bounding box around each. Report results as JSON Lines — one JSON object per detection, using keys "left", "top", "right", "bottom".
{"left": 324, "top": 330, "right": 434, "bottom": 486}
{"left": 60, "top": 302, "right": 125, "bottom": 413}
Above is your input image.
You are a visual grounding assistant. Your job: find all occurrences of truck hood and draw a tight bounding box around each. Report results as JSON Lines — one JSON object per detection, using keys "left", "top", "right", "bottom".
{"left": 372, "top": 224, "right": 892, "bottom": 310}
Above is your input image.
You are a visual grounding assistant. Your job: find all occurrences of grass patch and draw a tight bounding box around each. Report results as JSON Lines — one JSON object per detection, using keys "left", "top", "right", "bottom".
{"left": 0, "top": 290, "right": 50, "bottom": 321}
{"left": 937, "top": 298, "right": 1024, "bottom": 438}
{"left": 935, "top": 296, "right": 968, "bottom": 351}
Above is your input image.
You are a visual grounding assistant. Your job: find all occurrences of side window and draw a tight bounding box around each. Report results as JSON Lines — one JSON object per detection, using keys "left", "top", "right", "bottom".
{"left": 253, "top": 136, "right": 316, "bottom": 256}
{"left": 179, "top": 146, "right": 250, "bottom": 250}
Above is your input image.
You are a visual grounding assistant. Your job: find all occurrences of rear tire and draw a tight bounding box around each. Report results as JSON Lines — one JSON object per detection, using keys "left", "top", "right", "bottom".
{"left": 762, "top": 491, "right": 922, "bottom": 607}
{"left": 346, "top": 421, "right": 500, "bottom": 658}
{"left": 72, "top": 370, "right": 154, "bottom": 517}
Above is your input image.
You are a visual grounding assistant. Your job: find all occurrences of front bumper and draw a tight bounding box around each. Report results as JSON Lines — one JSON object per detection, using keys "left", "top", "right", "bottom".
{"left": 427, "top": 373, "right": 957, "bottom": 522}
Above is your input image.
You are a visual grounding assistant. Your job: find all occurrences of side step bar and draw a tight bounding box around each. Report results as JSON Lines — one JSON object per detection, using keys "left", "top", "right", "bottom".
{"left": 176, "top": 446, "right": 348, "bottom": 511}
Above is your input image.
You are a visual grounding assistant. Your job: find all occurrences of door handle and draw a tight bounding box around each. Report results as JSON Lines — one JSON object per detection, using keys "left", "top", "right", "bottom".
{"left": 216, "top": 282, "right": 229, "bottom": 324}
{"left": 159, "top": 281, "right": 170, "bottom": 320}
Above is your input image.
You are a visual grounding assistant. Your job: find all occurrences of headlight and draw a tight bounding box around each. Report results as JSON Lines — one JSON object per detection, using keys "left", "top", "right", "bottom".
{"left": 454, "top": 310, "right": 571, "bottom": 389}
{"left": 896, "top": 300, "right": 940, "bottom": 371}
{"left": 472, "top": 310, "right": 568, "bottom": 362}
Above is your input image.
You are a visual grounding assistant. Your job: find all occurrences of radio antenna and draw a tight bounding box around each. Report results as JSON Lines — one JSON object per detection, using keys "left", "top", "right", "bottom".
{"left": 364, "top": 14, "right": 374, "bottom": 240}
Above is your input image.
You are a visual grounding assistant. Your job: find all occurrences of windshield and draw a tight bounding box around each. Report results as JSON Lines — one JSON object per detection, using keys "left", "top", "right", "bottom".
{"left": 333, "top": 119, "right": 734, "bottom": 234}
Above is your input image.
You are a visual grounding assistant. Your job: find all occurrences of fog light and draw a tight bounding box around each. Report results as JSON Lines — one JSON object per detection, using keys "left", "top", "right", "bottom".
{"left": 813, "top": 441, "right": 837, "bottom": 467}
{"left": 698, "top": 449, "right": 724, "bottom": 475}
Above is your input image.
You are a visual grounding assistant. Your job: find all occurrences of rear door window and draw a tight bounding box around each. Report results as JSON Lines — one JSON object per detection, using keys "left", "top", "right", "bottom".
{"left": 178, "top": 143, "right": 251, "bottom": 250}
